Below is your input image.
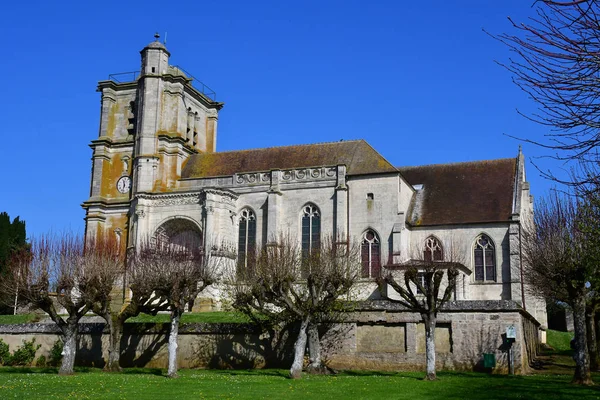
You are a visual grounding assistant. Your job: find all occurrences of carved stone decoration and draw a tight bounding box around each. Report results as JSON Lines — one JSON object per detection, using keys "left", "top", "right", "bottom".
{"left": 235, "top": 173, "right": 268, "bottom": 185}
{"left": 326, "top": 167, "right": 337, "bottom": 177}
{"left": 221, "top": 195, "right": 235, "bottom": 205}
{"left": 296, "top": 169, "right": 306, "bottom": 179}
{"left": 135, "top": 208, "right": 146, "bottom": 219}
{"left": 311, "top": 168, "right": 320, "bottom": 178}
{"left": 141, "top": 194, "right": 200, "bottom": 206}
{"left": 282, "top": 170, "right": 293, "bottom": 181}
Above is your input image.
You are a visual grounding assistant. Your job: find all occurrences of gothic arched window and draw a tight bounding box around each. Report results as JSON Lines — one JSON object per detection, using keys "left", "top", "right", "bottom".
{"left": 474, "top": 234, "right": 495, "bottom": 281}
{"left": 423, "top": 236, "right": 443, "bottom": 262}
{"left": 237, "top": 208, "right": 256, "bottom": 273}
{"left": 361, "top": 230, "right": 381, "bottom": 278}
{"left": 301, "top": 203, "right": 321, "bottom": 269}
{"left": 417, "top": 236, "right": 444, "bottom": 294}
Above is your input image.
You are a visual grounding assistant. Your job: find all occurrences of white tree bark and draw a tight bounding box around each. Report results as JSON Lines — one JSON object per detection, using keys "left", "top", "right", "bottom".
{"left": 307, "top": 323, "right": 322, "bottom": 371}
{"left": 290, "top": 318, "right": 309, "bottom": 379}
{"left": 167, "top": 309, "right": 181, "bottom": 378}
{"left": 424, "top": 315, "right": 437, "bottom": 380}
{"left": 59, "top": 325, "right": 78, "bottom": 375}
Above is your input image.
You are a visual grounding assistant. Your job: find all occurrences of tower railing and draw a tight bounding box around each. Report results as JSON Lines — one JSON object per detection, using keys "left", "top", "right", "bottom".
{"left": 106, "top": 67, "right": 217, "bottom": 101}
{"left": 107, "top": 71, "right": 139, "bottom": 82}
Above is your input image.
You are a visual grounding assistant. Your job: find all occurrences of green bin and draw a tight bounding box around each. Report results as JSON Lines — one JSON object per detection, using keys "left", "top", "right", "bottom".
{"left": 483, "top": 353, "right": 496, "bottom": 368}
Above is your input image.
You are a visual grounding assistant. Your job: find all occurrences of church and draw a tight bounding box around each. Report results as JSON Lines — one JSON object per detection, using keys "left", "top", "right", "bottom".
{"left": 82, "top": 38, "right": 546, "bottom": 371}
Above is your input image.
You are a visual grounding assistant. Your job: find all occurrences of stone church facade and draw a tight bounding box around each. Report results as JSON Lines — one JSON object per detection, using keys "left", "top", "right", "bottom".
{"left": 82, "top": 39, "right": 546, "bottom": 370}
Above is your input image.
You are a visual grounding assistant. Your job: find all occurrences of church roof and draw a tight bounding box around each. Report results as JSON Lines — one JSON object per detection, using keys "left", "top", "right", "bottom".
{"left": 398, "top": 158, "right": 517, "bottom": 226}
{"left": 181, "top": 140, "right": 397, "bottom": 178}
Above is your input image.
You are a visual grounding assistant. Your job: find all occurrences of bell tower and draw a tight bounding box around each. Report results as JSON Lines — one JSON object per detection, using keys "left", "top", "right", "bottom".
{"left": 83, "top": 36, "right": 223, "bottom": 249}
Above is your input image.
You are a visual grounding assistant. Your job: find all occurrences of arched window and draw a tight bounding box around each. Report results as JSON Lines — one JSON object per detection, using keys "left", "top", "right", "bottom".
{"left": 361, "top": 230, "right": 381, "bottom": 278}
{"left": 474, "top": 234, "right": 495, "bottom": 281}
{"left": 237, "top": 208, "right": 256, "bottom": 273}
{"left": 423, "top": 236, "right": 443, "bottom": 262}
{"left": 417, "top": 237, "right": 444, "bottom": 294}
{"left": 301, "top": 203, "right": 321, "bottom": 268}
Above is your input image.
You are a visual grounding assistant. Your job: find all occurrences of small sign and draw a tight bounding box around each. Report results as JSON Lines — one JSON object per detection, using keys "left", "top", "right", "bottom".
{"left": 506, "top": 325, "right": 517, "bottom": 339}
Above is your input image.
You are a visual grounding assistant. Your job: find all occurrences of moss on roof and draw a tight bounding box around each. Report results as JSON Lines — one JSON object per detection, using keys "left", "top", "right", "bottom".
{"left": 181, "top": 140, "right": 397, "bottom": 178}
{"left": 398, "top": 158, "right": 517, "bottom": 226}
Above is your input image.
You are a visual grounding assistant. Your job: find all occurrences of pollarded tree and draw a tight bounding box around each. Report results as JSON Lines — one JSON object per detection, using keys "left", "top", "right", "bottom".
{"left": 232, "top": 235, "right": 361, "bottom": 379}
{"left": 522, "top": 190, "right": 600, "bottom": 385}
{"left": 380, "top": 237, "right": 467, "bottom": 381}
{"left": 131, "top": 237, "right": 226, "bottom": 378}
{"left": 6, "top": 233, "right": 119, "bottom": 375}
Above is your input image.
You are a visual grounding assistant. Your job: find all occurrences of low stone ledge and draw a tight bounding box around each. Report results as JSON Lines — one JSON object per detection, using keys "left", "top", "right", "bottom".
{"left": 0, "top": 322, "right": 261, "bottom": 335}
{"left": 356, "top": 299, "right": 523, "bottom": 312}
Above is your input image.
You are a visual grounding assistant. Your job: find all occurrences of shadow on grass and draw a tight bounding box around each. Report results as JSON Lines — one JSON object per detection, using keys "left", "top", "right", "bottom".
{"left": 121, "top": 367, "right": 164, "bottom": 376}
{"left": 340, "top": 370, "right": 413, "bottom": 378}
{"left": 0, "top": 366, "right": 97, "bottom": 374}
{"left": 209, "top": 369, "right": 290, "bottom": 378}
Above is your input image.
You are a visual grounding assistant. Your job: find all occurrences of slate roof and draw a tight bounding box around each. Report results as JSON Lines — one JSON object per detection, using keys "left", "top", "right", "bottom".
{"left": 398, "top": 158, "right": 517, "bottom": 226}
{"left": 181, "top": 140, "right": 397, "bottom": 178}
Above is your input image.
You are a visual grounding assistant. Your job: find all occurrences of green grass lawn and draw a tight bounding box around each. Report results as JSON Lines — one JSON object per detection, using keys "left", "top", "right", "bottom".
{"left": 126, "top": 312, "right": 252, "bottom": 324}
{"left": 547, "top": 329, "right": 574, "bottom": 352}
{"left": 0, "top": 368, "right": 598, "bottom": 400}
{"left": 0, "top": 314, "right": 39, "bottom": 324}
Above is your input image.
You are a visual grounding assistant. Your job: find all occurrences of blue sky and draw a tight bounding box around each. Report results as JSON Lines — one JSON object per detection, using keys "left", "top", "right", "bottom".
{"left": 0, "top": 0, "right": 564, "bottom": 236}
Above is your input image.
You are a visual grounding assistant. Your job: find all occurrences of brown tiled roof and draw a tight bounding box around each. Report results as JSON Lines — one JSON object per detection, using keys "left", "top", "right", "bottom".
{"left": 398, "top": 158, "right": 517, "bottom": 226}
{"left": 181, "top": 140, "right": 397, "bottom": 178}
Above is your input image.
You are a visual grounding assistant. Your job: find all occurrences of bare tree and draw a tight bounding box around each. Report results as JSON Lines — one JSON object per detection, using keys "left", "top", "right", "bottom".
{"left": 522, "top": 190, "right": 599, "bottom": 384}
{"left": 232, "top": 235, "right": 360, "bottom": 379}
{"left": 131, "top": 238, "right": 225, "bottom": 378}
{"left": 492, "top": 0, "right": 600, "bottom": 186}
{"left": 78, "top": 236, "right": 124, "bottom": 372}
{"left": 96, "top": 247, "right": 169, "bottom": 372}
{"left": 6, "top": 233, "right": 114, "bottom": 375}
{"left": 379, "top": 238, "right": 467, "bottom": 381}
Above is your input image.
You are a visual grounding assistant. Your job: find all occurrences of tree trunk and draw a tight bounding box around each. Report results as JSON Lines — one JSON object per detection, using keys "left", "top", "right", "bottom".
{"left": 586, "top": 306, "right": 598, "bottom": 371}
{"left": 290, "top": 318, "right": 309, "bottom": 379}
{"left": 306, "top": 323, "right": 322, "bottom": 372}
{"left": 424, "top": 314, "right": 437, "bottom": 381}
{"left": 167, "top": 308, "right": 181, "bottom": 378}
{"left": 105, "top": 313, "right": 123, "bottom": 372}
{"left": 59, "top": 324, "right": 78, "bottom": 375}
{"left": 572, "top": 294, "right": 593, "bottom": 385}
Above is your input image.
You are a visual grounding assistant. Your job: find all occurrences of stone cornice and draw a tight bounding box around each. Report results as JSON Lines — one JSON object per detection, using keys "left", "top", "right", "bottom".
{"left": 82, "top": 198, "right": 131, "bottom": 210}
{"left": 136, "top": 191, "right": 201, "bottom": 206}
{"left": 97, "top": 80, "right": 138, "bottom": 92}
{"left": 90, "top": 137, "right": 134, "bottom": 149}
{"left": 202, "top": 187, "right": 239, "bottom": 200}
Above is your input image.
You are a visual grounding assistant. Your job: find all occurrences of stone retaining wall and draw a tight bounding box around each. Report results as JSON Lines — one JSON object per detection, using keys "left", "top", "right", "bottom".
{"left": 0, "top": 300, "right": 541, "bottom": 374}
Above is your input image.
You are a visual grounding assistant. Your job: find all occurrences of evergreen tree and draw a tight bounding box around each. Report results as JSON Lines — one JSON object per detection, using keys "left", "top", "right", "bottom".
{"left": 0, "top": 212, "right": 27, "bottom": 313}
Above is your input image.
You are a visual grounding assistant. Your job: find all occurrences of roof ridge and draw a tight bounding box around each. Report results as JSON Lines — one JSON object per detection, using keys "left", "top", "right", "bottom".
{"left": 208, "top": 139, "right": 364, "bottom": 156}
{"left": 397, "top": 157, "right": 515, "bottom": 170}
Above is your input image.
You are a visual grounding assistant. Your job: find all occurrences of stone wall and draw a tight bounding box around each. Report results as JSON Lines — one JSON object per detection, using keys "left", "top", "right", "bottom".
{"left": 0, "top": 301, "right": 540, "bottom": 374}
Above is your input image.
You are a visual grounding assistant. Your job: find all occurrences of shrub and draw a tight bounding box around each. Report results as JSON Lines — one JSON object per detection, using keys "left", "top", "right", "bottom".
{"left": 9, "top": 338, "right": 41, "bottom": 366}
{"left": 0, "top": 338, "right": 10, "bottom": 365}
{"left": 35, "top": 355, "right": 47, "bottom": 367}
{"left": 48, "top": 339, "right": 63, "bottom": 367}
